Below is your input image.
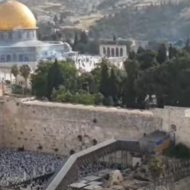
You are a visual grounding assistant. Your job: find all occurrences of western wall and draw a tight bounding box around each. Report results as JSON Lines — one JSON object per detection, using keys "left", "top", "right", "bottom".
{"left": 0, "top": 97, "right": 190, "bottom": 155}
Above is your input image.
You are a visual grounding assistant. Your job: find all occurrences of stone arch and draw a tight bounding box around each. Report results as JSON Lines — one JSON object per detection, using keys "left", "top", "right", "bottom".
{"left": 116, "top": 47, "right": 119, "bottom": 57}
{"left": 120, "top": 48, "right": 123, "bottom": 57}
{"left": 107, "top": 47, "right": 110, "bottom": 57}
{"left": 6, "top": 55, "right": 11, "bottom": 62}
{"left": 111, "top": 48, "right": 115, "bottom": 57}
{"left": 103, "top": 47, "right": 106, "bottom": 55}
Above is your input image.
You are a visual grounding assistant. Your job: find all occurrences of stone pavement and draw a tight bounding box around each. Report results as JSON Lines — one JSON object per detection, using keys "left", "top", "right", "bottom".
{"left": 174, "top": 176, "right": 190, "bottom": 190}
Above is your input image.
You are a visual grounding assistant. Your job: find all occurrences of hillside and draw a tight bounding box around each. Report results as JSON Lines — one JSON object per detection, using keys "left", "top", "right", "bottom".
{"left": 89, "top": 1, "right": 190, "bottom": 41}
{"left": 14, "top": 0, "right": 190, "bottom": 41}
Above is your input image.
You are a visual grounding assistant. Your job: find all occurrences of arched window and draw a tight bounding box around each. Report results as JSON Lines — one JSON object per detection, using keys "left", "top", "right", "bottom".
{"left": 19, "top": 54, "right": 23, "bottom": 62}
{"left": 107, "top": 47, "right": 110, "bottom": 57}
{"left": 116, "top": 48, "right": 119, "bottom": 57}
{"left": 6, "top": 55, "right": 11, "bottom": 62}
{"left": 0, "top": 55, "right": 5, "bottom": 62}
{"left": 8, "top": 32, "right": 12, "bottom": 39}
{"left": 30, "top": 31, "right": 33, "bottom": 37}
{"left": 3, "top": 32, "right": 8, "bottom": 40}
{"left": 24, "top": 55, "right": 29, "bottom": 61}
{"left": 103, "top": 47, "right": 106, "bottom": 55}
{"left": 120, "top": 48, "right": 123, "bottom": 57}
{"left": 27, "top": 31, "right": 30, "bottom": 38}
{"left": 18, "top": 31, "right": 22, "bottom": 39}
{"left": 111, "top": 48, "right": 115, "bottom": 57}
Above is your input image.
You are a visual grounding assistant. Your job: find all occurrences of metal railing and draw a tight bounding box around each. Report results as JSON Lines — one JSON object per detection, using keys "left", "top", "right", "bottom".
{"left": 44, "top": 138, "right": 140, "bottom": 190}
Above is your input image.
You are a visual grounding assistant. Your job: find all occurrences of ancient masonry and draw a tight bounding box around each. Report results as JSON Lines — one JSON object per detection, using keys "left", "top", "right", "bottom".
{"left": 0, "top": 97, "right": 190, "bottom": 155}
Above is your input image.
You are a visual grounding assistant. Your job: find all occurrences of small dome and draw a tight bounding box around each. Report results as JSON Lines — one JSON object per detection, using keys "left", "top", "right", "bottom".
{"left": 0, "top": 0, "right": 37, "bottom": 30}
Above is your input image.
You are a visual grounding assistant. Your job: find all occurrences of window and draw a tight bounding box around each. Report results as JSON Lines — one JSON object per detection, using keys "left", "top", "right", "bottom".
{"left": 107, "top": 47, "right": 110, "bottom": 57}
{"left": 6, "top": 55, "right": 11, "bottom": 62}
{"left": 0, "top": 55, "right": 5, "bottom": 62}
{"left": 8, "top": 32, "right": 12, "bottom": 39}
{"left": 27, "top": 31, "right": 30, "bottom": 38}
{"left": 18, "top": 31, "right": 22, "bottom": 39}
{"left": 24, "top": 55, "right": 29, "bottom": 61}
{"left": 103, "top": 47, "right": 106, "bottom": 55}
{"left": 30, "top": 31, "right": 33, "bottom": 37}
{"left": 111, "top": 48, "right": 115, "bottom": 57}
{"left": 116, "top": 48, "right": 119, "bottom": 57}
{"left": 0, "top": 33, "right": 3, "bottom": 39}
{"left": 120, "top": 48, "right": 123, "bottom": 57}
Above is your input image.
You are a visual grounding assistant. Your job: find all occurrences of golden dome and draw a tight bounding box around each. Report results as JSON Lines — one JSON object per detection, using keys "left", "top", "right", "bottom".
{"left": 0, "top": 0, "right": 37, "bottom": 30}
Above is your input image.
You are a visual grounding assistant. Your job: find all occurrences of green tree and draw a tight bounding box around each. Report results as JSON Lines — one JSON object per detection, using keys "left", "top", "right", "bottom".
{"left": 19, "top": 64, "right": 31, "bottom": 89}
{"left": 73, "top": 32, "right": 79, "bottom": 50}
{"left": 90, "top": 67, "right": 101, "bottom": 93}
{"left": 94, "top": 93, "right": 104, "bottom": 105}
{"left": 123, "top": 59, "right": 139, "bottom": 108}
{"left": 113, "top": 34, "right": 116, "bottom": 42}
{"left": 137, "top": 49, "right": 158, "bottom": 70}
{"left": 80, "top": 31, "right": 88, "bottom": 44}
{"left": 169, "top": 44, "right": 174, "bottom": 59}
{"left": 128, "top": 50, "right": 136, "bottom": 60}
{"left": 137, "top": 46, "right": 145, "bottom": 54}
{"left": 32, "top": 60, "right": 77, "bottom": 99}
{"left": 53, "top": 15, "right": 58, "bottom": 23}
{"left": 184, "top": 38, "right": 190, "bottom": 54}
{"left": 99, "top": 59, "right": 111, "bottom": 98}
{"left": 47, "top": 59, "right": 64, "bottom": 99}
{"left": 59, "top": 60, "right": 77, "bottom": 91}
{"left": 157, "top": 44, "right": 167, "bottom": 64}
{"left": 11, "top": 65, "right": 19, "bottom": 85}
{"left": 31, "top": 61, "right": 52, "bottom": 98}
{"left": 52, "top": 88, "right": 74, "bottom": 103}
{"left": 148, "top": 157, "right": 166, "bottom": 180}
{"left": 109, "top": 67, "right": 120, "bottom": 104}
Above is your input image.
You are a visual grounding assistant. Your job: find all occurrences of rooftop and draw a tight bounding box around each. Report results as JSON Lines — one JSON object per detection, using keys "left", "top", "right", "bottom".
{"left": 141, "top": 130, "right": 169, "bottom": 142}
{"left": 0, "top": 40, "right": 63, "bottom": 48}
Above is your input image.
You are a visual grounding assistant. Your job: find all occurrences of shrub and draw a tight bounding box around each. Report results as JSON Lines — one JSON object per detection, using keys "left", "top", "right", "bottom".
{"left": 163, "top": 143, "right": 190, "bottom": 159}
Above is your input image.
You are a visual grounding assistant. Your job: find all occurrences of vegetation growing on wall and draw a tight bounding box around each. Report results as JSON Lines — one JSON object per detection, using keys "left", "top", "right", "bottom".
{"left": 163, "top": 143, "right": 190, "bottom": 159}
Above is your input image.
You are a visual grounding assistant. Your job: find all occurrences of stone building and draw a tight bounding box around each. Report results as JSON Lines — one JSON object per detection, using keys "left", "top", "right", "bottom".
{"left": 0, "top": 0, "right": 75, "bottom": 72}
{"left": 99, "top": 44, "right": 127, "bottom": 58}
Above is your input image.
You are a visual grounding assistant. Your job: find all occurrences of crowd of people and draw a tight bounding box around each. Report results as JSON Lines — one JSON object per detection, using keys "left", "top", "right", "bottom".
{"left": 79, "top": 162, "right": 126, "bottom": 178}
{"left": 71, "top": 55, "right": 101, "bottom": 72}
{"left": 0, "top": 148, "right": 65, "bottom": 187}
{"left": 0, "top": 147, "right": 126, "bottom": 190}
{"left": 70, "top": 55, "right": 124, "bottom": 72}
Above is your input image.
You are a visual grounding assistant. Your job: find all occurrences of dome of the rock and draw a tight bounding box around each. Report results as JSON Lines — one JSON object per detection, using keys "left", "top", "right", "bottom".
{"left": 0, "top": 0, "right": 37, "bottom": 30}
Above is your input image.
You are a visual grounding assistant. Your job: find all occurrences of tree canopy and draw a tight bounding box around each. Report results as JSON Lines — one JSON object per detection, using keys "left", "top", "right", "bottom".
{"left": 31, "top": 42, "right": 190, "bottom": 108}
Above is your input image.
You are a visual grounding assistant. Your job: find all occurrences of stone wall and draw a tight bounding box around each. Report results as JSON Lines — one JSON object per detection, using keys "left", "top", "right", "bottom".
{"left": 0, "top": 100, "right": 4, "bottom": 147}
{"left": 1, "top": 98, "right": 161, "bottom": 155}
{"left": 152, "top": 106, "right": 190, "bottom": 147}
